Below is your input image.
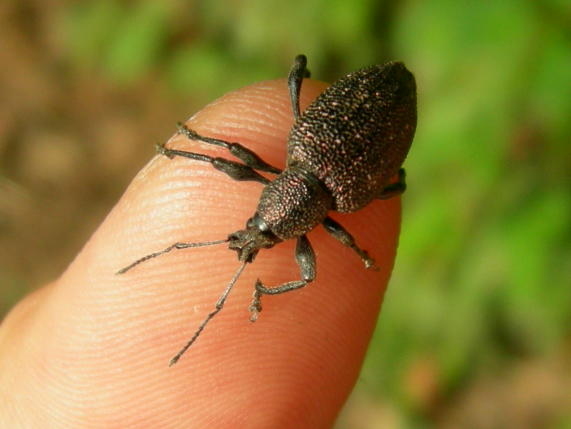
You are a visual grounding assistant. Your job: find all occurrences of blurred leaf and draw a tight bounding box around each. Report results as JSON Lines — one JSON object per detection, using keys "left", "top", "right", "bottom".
{"left": 65, "top": 0, "right": 171, "bottom": 83}
{"left": 103, "top": 1, "right": 171, "bottom": 83}
{"left": 65, "top": 0, "right": 123, "bottom": 69}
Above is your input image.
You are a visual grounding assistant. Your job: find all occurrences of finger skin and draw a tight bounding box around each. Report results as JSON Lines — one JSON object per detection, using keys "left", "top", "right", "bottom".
{"left": 0, "top": 78, "right": 401, "bottom": 428}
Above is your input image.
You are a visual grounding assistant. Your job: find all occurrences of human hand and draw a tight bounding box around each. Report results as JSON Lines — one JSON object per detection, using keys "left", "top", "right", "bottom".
{"left": 0, "top": 77, "right": 402, "bottom": 428}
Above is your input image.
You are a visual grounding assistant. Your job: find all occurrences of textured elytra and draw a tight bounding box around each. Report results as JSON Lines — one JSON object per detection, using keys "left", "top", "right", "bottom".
{"left": 287, "top": 62, "right": 417, "bottom": 212}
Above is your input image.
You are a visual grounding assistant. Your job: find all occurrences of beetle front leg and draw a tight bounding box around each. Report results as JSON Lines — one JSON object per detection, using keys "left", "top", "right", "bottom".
{"left": 249, "top": 235, "right": 315, "bottom": 321}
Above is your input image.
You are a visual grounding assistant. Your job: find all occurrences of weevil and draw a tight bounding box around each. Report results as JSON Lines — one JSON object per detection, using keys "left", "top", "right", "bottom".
{"left": 118, "top": 55, "right": 417, "bottom": 365}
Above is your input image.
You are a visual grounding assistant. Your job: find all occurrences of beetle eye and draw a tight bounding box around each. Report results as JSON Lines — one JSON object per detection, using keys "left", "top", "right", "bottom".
{"left": 249, "top": 213, "right": 271, "bottom": 232}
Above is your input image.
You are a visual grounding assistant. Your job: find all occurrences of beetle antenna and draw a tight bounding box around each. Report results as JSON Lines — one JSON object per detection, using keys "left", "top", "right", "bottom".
{"left": 169, "top": 261, "right": 248, "bottom": 366}
{"left": 116, "top": 239, "right": 228, "bottom": 275}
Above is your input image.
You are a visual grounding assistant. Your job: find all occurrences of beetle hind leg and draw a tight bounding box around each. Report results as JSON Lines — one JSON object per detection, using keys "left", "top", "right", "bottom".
{"left": 378, "top": 168, "right": 407, "bottom": 199}
{"left": 156, "top": 142, "right": 272, "bottom": 185}
{"left": 176, "top": 123, "right": 281, "bottom": 174}
{"left": 288, "top": 54, "right": 311, "bottom": 122}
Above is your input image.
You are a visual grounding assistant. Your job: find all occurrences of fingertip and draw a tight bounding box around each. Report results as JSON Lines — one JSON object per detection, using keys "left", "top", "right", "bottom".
{"left": 80, "top": 76, "right": 402, "bottom": 425}
{"left": 4, "top": 75, "right": 403, "bottom": 427}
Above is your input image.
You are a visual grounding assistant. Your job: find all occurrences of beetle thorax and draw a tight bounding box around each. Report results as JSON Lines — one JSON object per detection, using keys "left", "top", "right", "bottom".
{"left": 255, "top": 167, "right": 333, "bottom": 240}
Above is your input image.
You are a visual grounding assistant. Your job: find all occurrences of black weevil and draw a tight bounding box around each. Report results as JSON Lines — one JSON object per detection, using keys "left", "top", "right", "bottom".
{"left": 118, "top": 55, "right": 417, "bottom": 365}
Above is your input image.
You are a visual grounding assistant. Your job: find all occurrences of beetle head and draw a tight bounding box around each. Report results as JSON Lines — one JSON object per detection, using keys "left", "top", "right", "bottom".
{"left": 228, "top": 214, "right": 282, "bottom": 263}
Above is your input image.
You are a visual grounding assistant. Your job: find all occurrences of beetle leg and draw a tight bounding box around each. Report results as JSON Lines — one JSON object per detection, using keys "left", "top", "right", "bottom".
{"left": 176, "top": 123, "right": 282, "bottom": 174}
{"left": 156, "top": 143, "right": 272, "bottom": 185}
{"left": 287, "top": 54, "right": 311, "bottom": 122}
{"left": 249, "top": 235, "right": 315, "bottom": 321}
{"left": 322, "top": 217, "right": 378, "bottom": 270}
{"left": 378, "top": 168, "right": 407, "bottom": 199}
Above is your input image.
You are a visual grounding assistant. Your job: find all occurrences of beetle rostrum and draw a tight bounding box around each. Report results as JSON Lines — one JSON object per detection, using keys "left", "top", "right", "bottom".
{"left": 117, "top": 54, "right": 417, "bottom": 366}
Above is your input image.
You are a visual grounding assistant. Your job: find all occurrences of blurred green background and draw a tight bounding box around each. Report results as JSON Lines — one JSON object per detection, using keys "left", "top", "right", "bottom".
{"left": 1, "top": 0, "right": 570, "bottom": 427}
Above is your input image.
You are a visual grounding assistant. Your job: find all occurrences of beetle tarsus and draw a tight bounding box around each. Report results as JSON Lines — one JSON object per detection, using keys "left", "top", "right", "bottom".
{"left": 322, "top": 217, "right": 379, "bottom": 270}
{"left": 247, "top": 235, "right": 316, "bottom": 320}
{"left": 378, "top": 168, "right": 407, "bottom": 199}
{"left": 249, "top": 290, "right": 262, "bottom": 322}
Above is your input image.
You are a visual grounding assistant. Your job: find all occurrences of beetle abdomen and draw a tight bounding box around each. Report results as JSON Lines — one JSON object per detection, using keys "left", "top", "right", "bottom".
{"left": 287, "top": 62, "right": 417, "bottom": 212}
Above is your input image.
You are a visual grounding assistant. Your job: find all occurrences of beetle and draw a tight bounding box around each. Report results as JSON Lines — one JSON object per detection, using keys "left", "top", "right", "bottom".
{"left": 118, "top": 55, "right": 417, "bottom": 365}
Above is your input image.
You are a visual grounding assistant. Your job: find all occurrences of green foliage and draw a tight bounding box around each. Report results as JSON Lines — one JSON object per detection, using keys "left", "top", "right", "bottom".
{"left": 65, "top": 0, "right": 171, "bottom": 83}
{"left": 362, "top": 0, "right": 571, "bottom": 414}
